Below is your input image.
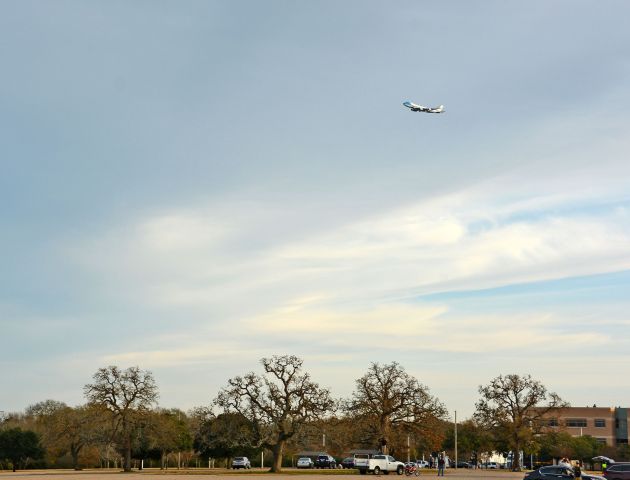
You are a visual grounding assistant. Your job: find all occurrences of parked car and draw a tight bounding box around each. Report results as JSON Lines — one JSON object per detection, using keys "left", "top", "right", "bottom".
{"left": 605, "top": 463, "right": 630, "bottom": 480}
{"left": 525, "top": 465, "right": 605, "bottom": 480}
{"left": 316, "top": 454, "right": 337, "bottom": 469}
{"left": 342, "top": 457, "right": 355, "bottom": 469}
{"left": 485, "top": 462, "right": 500, "bottom": 469}
{"left": 297, "top": 457, "right": 315, "bottom": 469}
{"left": 231, "top": 457, "right": 251, "bottom": 469}
{"left": 456, "top": 462, "right": 472, "bottom": 469}
{"left": 362, "top": 454, "right": 405, "bottom": 475}
{"left": 414, "top": 460, "right": 429, "bottom": 469}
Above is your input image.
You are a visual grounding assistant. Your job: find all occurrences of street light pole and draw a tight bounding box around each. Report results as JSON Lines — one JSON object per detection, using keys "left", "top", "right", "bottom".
{"left": 454, "top": 410, "right": 458, "bottom": 470}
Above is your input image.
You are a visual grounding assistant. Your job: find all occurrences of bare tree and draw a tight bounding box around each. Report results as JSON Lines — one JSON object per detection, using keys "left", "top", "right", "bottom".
{"left": 45, "top": 404, "right": 106, "bottom": 470}
{"left": 345, "top": 361, "right": 447, "bottom": 455}
{"left": 25, "top": 400, "right": 68, "bottom": 418}
{"left": 214, "top": 355, "right": 335, "bottom": 472}
{"left": 84, "top": 366, "right": 158, "bottom": 472}
{"left": 474, "top": 374, "right": 568, "bottom": 471}
{"left": 23, "top": 399, "right": 67, "bottom": 461}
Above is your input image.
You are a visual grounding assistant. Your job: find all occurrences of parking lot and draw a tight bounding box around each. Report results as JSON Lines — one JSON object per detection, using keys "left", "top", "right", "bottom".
{"left": 0, "top": 468, "right": 540, "bottom": 480}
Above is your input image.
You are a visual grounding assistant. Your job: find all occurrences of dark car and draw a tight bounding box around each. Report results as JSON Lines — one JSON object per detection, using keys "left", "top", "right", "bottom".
{"left": 605, "top": 463, "right": 630, "bottom": 480}
{"left": 342, "top": 457, "right": 355, "bottom": 469}
{"left": 316, "top": 454, "right": 337, "bottom": 469}
{"left": 525, "top": 466, "right": 605, "bottom": 480}
{"left": 456, "top": 462, "right": 472, "bottom": 469}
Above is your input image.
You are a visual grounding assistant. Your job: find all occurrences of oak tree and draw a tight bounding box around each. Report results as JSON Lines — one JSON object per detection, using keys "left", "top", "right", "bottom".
{"left": 215, "top": 355, "right": 335, "bottom": 472}
{"left": 0, "top": 428, "right": 44, "bottom": 471}
{"left": 474, "top": 374, "right": 567, "bottom": 470}
{"left": 194, "top": 412, "right": 259, "bottom": 466}
{"left": 345, "top": 362, "right": 447, "bottom": 455}
{"left": 84, "top": 366, "right": 158, "bottom": 471}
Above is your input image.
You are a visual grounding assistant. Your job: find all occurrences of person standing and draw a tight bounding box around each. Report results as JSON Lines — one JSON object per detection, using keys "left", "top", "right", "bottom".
{"left": 437, "top": 455, "right": 445, "bottom": 476}
{"left": 574, "top": 460, "right": 582, "bottom": 479}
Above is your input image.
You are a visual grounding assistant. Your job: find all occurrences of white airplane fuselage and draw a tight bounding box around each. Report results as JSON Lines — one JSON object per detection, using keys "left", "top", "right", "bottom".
{"left": 403, "top": 101, "right": 444, "bottom": 113}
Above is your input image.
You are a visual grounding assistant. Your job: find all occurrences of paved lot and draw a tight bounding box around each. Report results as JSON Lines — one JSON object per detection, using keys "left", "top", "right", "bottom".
{"left": 0, "top": 469, "right": 531, "bottom": 480}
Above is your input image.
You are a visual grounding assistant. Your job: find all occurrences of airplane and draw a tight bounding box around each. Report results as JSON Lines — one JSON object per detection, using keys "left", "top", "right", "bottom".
{"left": 403, "top": 101, "right": 445, "bottom": 113}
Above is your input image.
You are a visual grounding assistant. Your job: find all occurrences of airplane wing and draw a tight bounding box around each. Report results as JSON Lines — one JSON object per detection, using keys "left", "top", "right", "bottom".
{"left": 403, "top": 101, "right": 425, "bottom": 110}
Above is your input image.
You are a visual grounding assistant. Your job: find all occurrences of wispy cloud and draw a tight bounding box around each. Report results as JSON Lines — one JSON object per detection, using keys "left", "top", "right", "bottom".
{"left": 70, "top": 171, "right": 630, "bottom": 316}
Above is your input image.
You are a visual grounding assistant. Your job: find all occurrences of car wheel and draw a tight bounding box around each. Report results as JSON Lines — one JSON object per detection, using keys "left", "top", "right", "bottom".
{"left": 397, "top": 466, "right": 404, "bottom": 475}
{"left": 374, "top": 467, "right": 381, "bottom": 475}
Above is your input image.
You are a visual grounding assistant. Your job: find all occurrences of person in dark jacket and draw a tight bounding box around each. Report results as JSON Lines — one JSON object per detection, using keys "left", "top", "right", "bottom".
{"left": 437, "top": 455, "right": 445, "bottom": 476}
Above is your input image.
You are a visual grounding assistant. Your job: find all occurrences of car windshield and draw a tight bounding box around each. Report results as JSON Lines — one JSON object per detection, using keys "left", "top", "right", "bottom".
{"left": 234, "top": 457, "right": 244, "bottom": 461}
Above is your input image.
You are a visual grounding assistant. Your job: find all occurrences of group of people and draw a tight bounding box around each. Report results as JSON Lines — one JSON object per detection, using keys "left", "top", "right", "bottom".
{"left": 559, "top": 457, "right": 582, "bottom": 478}
{"left": 430, "top": 454, "right": 584, "bottom": 477}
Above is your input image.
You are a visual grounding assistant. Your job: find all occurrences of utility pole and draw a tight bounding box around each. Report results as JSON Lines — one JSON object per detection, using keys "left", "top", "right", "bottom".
{"left": 177, "top": 411, "right": 181, "bottom": 469}
{"left": 407, "top": 435, "right": 410, "bottom": 463}
{"left": 454, "top": 410, "right": 458, "bottom": 470}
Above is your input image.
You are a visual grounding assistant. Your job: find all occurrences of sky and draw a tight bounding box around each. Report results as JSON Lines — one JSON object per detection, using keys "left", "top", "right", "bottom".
{"left": 2, "top": 0, "right": 630, "bottom": 420}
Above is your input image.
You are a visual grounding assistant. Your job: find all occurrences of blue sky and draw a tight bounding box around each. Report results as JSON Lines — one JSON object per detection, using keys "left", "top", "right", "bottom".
{"left": 2, "top": 0, "right": 630, "bottom": 418}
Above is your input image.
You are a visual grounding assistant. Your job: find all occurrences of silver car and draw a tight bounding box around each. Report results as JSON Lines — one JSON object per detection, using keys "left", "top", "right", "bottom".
{"left": 232, "top": 457, "right": 251, "bottom": 469}
{"left": 297, "top": 457, "right": 315, "bottom": 469}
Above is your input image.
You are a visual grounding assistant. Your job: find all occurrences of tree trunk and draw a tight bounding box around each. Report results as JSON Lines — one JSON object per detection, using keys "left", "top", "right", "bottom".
{"left": 380, "top": 415, "right": 391, "bottom": 454}
{"left": 513, "top": 438, "right": 521, "bottom": 471}
{"left": 71, "top": 446, "right": 80, "bottom": 470}
{"left": 124, "top": 432, "right": 132, "bottom": 472}
{"left": 271, "top": 440, "right": 286, "bottom": 472}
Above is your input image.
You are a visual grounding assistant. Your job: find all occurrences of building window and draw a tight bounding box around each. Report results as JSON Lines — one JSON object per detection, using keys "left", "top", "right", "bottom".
{"left": 547, "top": 418, "right": 559, "bottom": 427}
{"left": 595, "top": 419, "right": 606, "bottom": 428}
{"left": 596, "top": 438, "right": 607, "bottom": 445}
{"left": 566, "top": 418, "right": 587, "bottom": 427}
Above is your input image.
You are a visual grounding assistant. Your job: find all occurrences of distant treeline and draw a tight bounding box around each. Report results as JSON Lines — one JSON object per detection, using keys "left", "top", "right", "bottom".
{"left": 1, "top": 357, "right": 627, "bottom": 472}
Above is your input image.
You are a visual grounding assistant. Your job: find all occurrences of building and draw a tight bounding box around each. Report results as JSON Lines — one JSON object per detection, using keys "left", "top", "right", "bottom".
{"left": 541, "top": 406, "right": 628, "bottom": 446}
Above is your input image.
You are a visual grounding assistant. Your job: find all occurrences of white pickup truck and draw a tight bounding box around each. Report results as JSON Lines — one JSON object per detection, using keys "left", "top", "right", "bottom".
{"left": 357, "top": 454, "right": 404, "bottom": 475}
